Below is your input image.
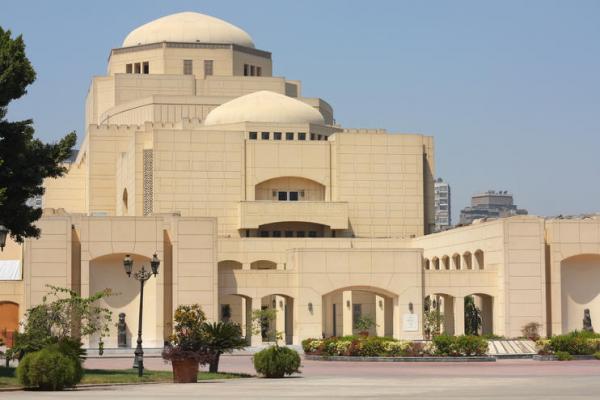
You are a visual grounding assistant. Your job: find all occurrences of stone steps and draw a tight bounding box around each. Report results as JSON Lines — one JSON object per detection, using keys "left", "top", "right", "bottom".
{"left": 488, "top": 340, "right": 537, "bottom": 358}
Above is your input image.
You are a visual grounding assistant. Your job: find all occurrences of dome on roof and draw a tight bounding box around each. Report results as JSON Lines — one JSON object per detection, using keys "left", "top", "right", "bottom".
{"left": 204, "top": 91, "right": 325, "bottom": 126}
{"left": 122, "top": 12, "right": 255, "bottom": 48}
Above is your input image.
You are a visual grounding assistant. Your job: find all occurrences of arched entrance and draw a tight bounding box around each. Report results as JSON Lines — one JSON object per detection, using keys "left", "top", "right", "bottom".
{"left": 561, "top": 254, "right": 600, "bottom": 333}
{"left": 0, "top": 301, "right": 18, "bottom": 347}
{"left": 322, "top": 287, "right": 396, "bottom": 338}
{"left": 424, "top": 294, "right": 455, "bottom": 336}
{"left": 464, "top": 293, "right": 494, "bottom": 335}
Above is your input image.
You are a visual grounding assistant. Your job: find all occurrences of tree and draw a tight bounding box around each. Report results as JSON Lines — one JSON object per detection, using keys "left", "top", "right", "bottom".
{"left": 464, "top": 296, "right": 482, "bottom": 335}
{"left": 0, "top": 27, "right": 76, "bottom": 242}
{"left": 202, "top": 321, "right": 246, "bottom": 373}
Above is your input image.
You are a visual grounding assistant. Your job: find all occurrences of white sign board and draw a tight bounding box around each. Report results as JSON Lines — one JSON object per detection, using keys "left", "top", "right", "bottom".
{"left": 402, "top": 313, "right": 419, "bottom": 332}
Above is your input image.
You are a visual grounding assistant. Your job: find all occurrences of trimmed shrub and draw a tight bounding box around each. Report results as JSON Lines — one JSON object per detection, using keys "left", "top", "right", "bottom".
{"left": 456, "top": 335, "right": 488, "bottom": 356}
{"left": 17, "top": 347, "right": 79, "bottom": 390}
{"left": 548, "top": 331, "right": 600, "bottom": 355}
{"left": 555, "top": 351, "right": 573, "bottom": 361}
{"left": 433, "top": 334, "right": 457, "bottom": 356}
{"left": 433, "top": 335, "right": 488, "bottom": 356}
{"left": 593, "top": 351, "right": 600, "bottom": 360}
{"left": 253, "top": 346, "right": 301, "bottom": 378}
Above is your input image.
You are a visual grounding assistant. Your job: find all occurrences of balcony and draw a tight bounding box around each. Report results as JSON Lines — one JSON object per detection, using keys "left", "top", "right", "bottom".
{"left": 239, "top": 201, "right": 349, "bottom": 230}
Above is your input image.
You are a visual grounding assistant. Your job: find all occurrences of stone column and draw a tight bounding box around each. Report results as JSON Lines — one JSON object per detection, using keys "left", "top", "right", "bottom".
{"left": 392, "top": 297, "right": 400, "bottom": 339}
{"left": 454, "top": 296, "right": 465, "bottom": 335}
{"left": 250, "top": 297, "right": 263, "bottom": 346}
{"left": 375, "top": 295, "right": 385, "bottom": 337}
{"left": 274, "top": 295, "right": 286, "bottom": 343}
{"left": 443, "top": 295, "right": 455, "bottom": 335}
{"left": 342, "top": 290, "right": 353, "bottom": 336}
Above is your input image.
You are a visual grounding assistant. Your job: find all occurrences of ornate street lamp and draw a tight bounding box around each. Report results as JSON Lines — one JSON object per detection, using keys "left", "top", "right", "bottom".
{"left": 123, "top": 253, "right": 160, "bottom": 377}
{"left": 0, "top": 225, "right": 8, "bottom": 251}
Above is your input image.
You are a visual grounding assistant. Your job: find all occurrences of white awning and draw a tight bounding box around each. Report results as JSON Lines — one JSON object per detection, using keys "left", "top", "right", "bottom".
{"left": 0, "top": 260, "right": 21, "bottom": 280}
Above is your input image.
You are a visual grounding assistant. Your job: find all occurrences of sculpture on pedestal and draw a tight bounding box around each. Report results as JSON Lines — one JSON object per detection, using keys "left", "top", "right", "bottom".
{"left": 118, "top": 313, "right": 128, "bottom": 347}
{"left": 583, "top": 309, "right": 594, "bottom": 332}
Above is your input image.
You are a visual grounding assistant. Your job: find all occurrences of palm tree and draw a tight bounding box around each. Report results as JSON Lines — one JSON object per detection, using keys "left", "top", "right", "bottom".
{"left": 202, "top": 322, "right": 247, "bottom": 373}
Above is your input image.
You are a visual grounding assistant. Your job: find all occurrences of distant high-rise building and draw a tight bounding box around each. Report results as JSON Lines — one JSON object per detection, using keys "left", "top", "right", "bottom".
{"left": 434, "top": 178, "right": 451, "bottom": 232}
{"left": 459, "top": 190, "right": 527, "bottom": 225}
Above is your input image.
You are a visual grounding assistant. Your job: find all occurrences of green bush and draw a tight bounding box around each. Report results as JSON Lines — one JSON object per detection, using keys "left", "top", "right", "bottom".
{"left": 456, "top": 335, "right": 488, "bottom": 356}
{"left": 548, "top": 331, "right": 600, "bottom": 355}
{"left": 433, "top": 335, "right": 488, "bottom": 356}
{"left": 433, "top": 334, "right": 458, "bottom": 356}
{"left": 17, "top": 347, "right": 80, "bottom": 390}
{"left": 253, "top": 345, "right": 301, "bottom": 378}
{"left": 593, "top": 351, "right": 600, "bottom": 360}
{"left": 555, "top": 351, "right": 574, "bottom": 361}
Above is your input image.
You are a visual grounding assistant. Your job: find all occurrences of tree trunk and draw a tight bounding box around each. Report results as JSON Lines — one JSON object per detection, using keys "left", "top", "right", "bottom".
{"left": 209, "top": 353, "right": 221, "bottom": 373}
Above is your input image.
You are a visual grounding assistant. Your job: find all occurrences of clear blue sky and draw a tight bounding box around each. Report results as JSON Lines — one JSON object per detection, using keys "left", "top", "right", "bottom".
{"left": 2, "top": 0, "right": 599, "bottom": 219}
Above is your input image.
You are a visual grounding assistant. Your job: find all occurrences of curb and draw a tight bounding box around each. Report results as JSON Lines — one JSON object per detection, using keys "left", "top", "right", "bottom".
{"left": 533, "top": 354, "right": 598, "bottom": 361}
{"left": 304, "top": 355, "right": 496, "bottom": 362}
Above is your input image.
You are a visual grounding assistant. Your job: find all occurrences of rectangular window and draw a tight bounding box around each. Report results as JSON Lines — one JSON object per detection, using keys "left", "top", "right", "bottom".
{"left": 256, "top": 66, "right": 262, "bottom": 76}
{"left": 134, "top": 63, "right": 141, "bottom": 73}
{"left": 126, "top": 63, "right": 132, "bottom": 73}
{"left": 273, "top": 132, "right": 282, "bottom": 140}
{"left": 318, "top": 135, "right": 323, "bottom": 140}
{"left": 296, "top": 231, "right": 305, "bottom": 238}
{"left": 204, "top": 60, "right": 214, "bottom": 76}
{"left": 284, "top": 231, "right": 294, "bottom": 237}
{"left": 298, "top": 132, "right": 306, "bottom": 141}
{"left": 261, "top": 132, "right": 269, "bottom": 140}
{"left": 289, "top": 191, "right": 299, "bottom": 201}
{"left": 260, "top": 230, "right": 269, "bottom": 237}
{"left": 310, "top": 133, "right": 316, "bottom": 140}
{"left": 353, "top": 304, "right": 362, "bottom": 323}
{"left": 250, "top": 65, "right": 255, "bottom": 76}
{"left": 278, "top": 191, "right": 288, "bottom": 201}
{"left": 308, "top": 231, "right": 317, "bottom": 238}
{"left": 142, "top": 61, "right": 149, "bottom": 74}
{"left": 244, "top": 64, "right": 249, "bottom": 76}
{"left": 285, "top": 132, "right": 294, "bottom": 140}
{"left": 272, "top": 231, "right": 282, "bottom": 238}
{"left": 183, "top": 60, "right": 193, "bottom": 75}
{"left": 249, "top": 132, "right": 257, "bottom": 140}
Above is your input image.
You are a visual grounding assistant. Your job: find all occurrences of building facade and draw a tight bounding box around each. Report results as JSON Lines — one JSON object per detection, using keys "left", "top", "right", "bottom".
{"left": 459, "top": 190, "right": 528, "bottom": 225}
{"left": 1, "top": 12, "right": 599, "bottom": 348}
{"left": 434, "top": 178, "right": 451, "bottom": 232}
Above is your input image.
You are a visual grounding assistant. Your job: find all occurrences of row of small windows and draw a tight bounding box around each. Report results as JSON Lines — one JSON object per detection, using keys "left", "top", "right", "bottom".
{"left": 248, "top": 132, "right": 328, "bottom": 141}
{"left": 183, "top": 59, "right": 214, "bottom": 76}
{"left": 243, "top": 64, "right": 262, "bottom": 76}
{"left": 424, "top": 250, "right": 485, "bottom": 271}
{"left": 125, "top": 62, "right": 150, "bottom": 74}
{"left": 259, "top": 230, "right": 320, "bottom": 238}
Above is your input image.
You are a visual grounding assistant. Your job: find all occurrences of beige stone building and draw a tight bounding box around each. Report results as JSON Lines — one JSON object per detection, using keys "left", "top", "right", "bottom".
{"left": 1, "top": 12, "right": 599, "bottom": 348}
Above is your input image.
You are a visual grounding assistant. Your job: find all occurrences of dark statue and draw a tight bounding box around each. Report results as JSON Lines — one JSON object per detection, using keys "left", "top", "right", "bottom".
{"left": 118, "top": 312, "right": 127, "bottom": 348}
{"left": 583, "top": 309, "right": 594, "bottom": 332}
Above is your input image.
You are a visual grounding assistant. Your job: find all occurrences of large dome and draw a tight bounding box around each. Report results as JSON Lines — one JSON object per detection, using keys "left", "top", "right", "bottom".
{"left": 122, "top": 12, "right": 255, "bottom": 48}
{"left": 204, "top": 91, "right": 325, "bottom": 126}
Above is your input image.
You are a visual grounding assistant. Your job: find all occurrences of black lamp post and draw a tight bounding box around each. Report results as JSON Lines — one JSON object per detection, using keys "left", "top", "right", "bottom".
{"left": 0, "top": 225, "right": 8, "bottom": 252}
{"left": 123, "top": 253, "right": 160, "bottom": 377}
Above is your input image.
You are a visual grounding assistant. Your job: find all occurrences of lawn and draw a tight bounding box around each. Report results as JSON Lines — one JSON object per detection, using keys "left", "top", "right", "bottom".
{"left": 0, "top": 367, "right": 249, "bottom": 389}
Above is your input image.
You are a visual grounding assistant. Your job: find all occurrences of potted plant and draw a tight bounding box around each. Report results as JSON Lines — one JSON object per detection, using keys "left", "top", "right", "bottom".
{"left": 203, "top": 321, "right": 247, "bottom": 372}
{"left": 162, "top": 304, "right": 210, "bottom": 383}
{"left": 354, "top": 316, "right": 377, "bottom": 337}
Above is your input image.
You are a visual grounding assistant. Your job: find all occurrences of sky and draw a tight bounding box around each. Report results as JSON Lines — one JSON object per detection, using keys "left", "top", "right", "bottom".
{"left": 1, "top": 0, "right": 599, "bottom": 220}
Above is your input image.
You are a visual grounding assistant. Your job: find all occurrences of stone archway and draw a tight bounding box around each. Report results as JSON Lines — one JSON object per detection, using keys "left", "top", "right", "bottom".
{"left": 561, "top": 254, "right": 600, "bottom": 333}
{"left": 322, "top": 287, "right": 396, "bottom": 338}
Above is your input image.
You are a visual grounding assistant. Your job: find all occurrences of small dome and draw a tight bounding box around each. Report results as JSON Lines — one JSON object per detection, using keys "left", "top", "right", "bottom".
{"left": 204, "top": 91, "right": 325, "bottom": 126}
{"left": 123, "top": 12, "right": 255, "bottom": 48}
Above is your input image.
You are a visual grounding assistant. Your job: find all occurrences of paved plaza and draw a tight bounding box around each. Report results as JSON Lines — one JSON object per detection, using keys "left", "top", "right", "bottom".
{"left": 6, "top": 356, "right": 600, "bottom": 399}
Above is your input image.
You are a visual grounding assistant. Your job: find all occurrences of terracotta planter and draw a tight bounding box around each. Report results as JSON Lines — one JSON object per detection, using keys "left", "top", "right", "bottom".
{"left": 171, "top": 358, "right": 199, "bottom": 383}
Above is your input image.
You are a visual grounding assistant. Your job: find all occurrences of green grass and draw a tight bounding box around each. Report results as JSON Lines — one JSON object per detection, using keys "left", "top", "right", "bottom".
{"left": 0, "top": 367, "right": 249, "bottom": 389}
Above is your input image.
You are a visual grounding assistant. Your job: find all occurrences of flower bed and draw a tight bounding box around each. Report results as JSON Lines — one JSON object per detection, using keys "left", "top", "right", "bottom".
{"left": 302, "top": 335, "right": 488, "bottom": 358}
